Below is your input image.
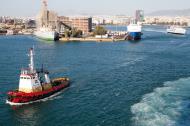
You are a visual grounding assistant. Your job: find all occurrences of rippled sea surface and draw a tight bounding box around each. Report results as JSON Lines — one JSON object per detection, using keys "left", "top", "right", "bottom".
{"left": 0, "top": 26, "right": 190, "bottom": 126}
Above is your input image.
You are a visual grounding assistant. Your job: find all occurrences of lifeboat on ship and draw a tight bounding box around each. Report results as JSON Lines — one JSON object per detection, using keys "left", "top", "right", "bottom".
{"left": 6, "top": 48, "right": 70, "bottom": 105}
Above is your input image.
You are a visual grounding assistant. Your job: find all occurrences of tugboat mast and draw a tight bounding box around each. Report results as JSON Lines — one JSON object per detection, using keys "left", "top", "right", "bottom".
{"left": 29, "top": 48, "right": 35, "bottom": 73}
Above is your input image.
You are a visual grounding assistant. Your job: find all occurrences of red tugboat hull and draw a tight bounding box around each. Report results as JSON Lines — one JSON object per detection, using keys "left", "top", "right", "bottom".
{"left": 7, "top": 78, "right": 70, "bottom": 105}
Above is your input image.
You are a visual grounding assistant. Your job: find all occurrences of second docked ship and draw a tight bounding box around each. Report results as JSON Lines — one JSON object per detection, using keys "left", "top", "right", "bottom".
{"left": 127, "top": 23, "right": 142, "bottom": 40}
{"left": 34, "top": 27, "right": 59, "bottom": 41}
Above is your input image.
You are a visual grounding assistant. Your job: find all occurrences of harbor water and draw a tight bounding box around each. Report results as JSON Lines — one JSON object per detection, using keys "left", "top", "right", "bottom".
{"left": 0, "top": 26, "right": 190, "bottom": 126}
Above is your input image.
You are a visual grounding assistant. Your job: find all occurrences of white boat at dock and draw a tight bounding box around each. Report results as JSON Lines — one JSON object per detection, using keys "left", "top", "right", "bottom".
{"left": 34, "top": 27, "right": 59, "bottom": 41}
{"left": 6, "top": 30, "right": 14, "bottom": 35}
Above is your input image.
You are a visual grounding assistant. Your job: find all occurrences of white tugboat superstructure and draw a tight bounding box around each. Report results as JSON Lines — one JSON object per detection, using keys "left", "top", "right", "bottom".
{"left": 18, "top": 48, "right": 42, "bottom": 93}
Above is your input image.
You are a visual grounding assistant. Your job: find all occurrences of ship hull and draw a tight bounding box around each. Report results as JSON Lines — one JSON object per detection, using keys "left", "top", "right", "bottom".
{"left": 127, "top": 32, "right": 142, "bottom": 40}
{"left": 7, "top": 79, "right": 69, "bottom": 105}
{"left": 167, "top": 32, "right": 185, "bottom": 35}
{"left": 34, "top": 31, "right": 59, "bottom": 41}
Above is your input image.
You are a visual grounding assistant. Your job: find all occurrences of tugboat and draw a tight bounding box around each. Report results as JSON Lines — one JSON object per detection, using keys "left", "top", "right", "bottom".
{"left": 6, "top": 48, "right": 70, "bottom": 105}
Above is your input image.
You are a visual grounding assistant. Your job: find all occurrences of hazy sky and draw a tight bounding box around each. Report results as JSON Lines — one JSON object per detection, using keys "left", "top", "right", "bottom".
{"left": 1, "top": 0, "right": 190, "bottom": 17}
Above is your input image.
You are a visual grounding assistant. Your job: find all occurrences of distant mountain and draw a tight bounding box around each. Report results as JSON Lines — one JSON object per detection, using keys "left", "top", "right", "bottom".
{"left": 148, "top": 9, "right": 190, "bottom": 16}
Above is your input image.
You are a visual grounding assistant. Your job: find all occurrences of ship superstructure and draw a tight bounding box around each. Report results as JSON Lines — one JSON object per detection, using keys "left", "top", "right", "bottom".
{"left": 19, "top": 48, "right": 42, "bottom": 93}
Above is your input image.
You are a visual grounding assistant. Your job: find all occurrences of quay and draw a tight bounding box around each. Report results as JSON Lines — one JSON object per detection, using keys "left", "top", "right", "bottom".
{"left": 60, "top": 37, "right": 126, "bottom": 42}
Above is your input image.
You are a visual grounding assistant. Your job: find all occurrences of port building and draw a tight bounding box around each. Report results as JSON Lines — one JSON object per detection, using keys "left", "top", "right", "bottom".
{"left": 36, "top": 0, "right": 92, "bottom": 34}
{"left": 58, "top": 16, "right": 92, "bottom": 34}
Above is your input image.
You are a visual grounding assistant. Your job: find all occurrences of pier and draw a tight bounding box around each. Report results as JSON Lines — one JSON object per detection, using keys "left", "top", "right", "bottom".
{"left": 60, "top": 37, "right": 126, "bottom": 42}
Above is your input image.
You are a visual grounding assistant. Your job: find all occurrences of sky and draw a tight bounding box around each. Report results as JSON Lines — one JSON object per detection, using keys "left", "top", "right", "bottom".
{"left": 0, "top": 0, "right": 190, "bottom": 17}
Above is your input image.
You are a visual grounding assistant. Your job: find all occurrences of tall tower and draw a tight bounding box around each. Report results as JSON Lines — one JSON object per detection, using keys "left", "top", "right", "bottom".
{"left": 135, "top": 10, "right": 144, "bottom": 22}
{"left": 36, "top": 0, "right": 58, "bottom": 29}
{"left": 36, "top": 0, "right": 49, "bottom": 27}
{"left": 42, "top": 0, "right": 48, "bottom": 11}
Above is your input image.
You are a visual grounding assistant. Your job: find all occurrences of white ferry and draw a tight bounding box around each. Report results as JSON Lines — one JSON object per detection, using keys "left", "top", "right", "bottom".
{"left": 167, "top": 26, "right": 186, "bottom": 35}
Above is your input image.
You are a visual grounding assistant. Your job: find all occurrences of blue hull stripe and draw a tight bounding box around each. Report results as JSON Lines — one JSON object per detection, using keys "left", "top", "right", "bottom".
{"left": 129, "top": 32, "right": 142, "bottom": 39}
